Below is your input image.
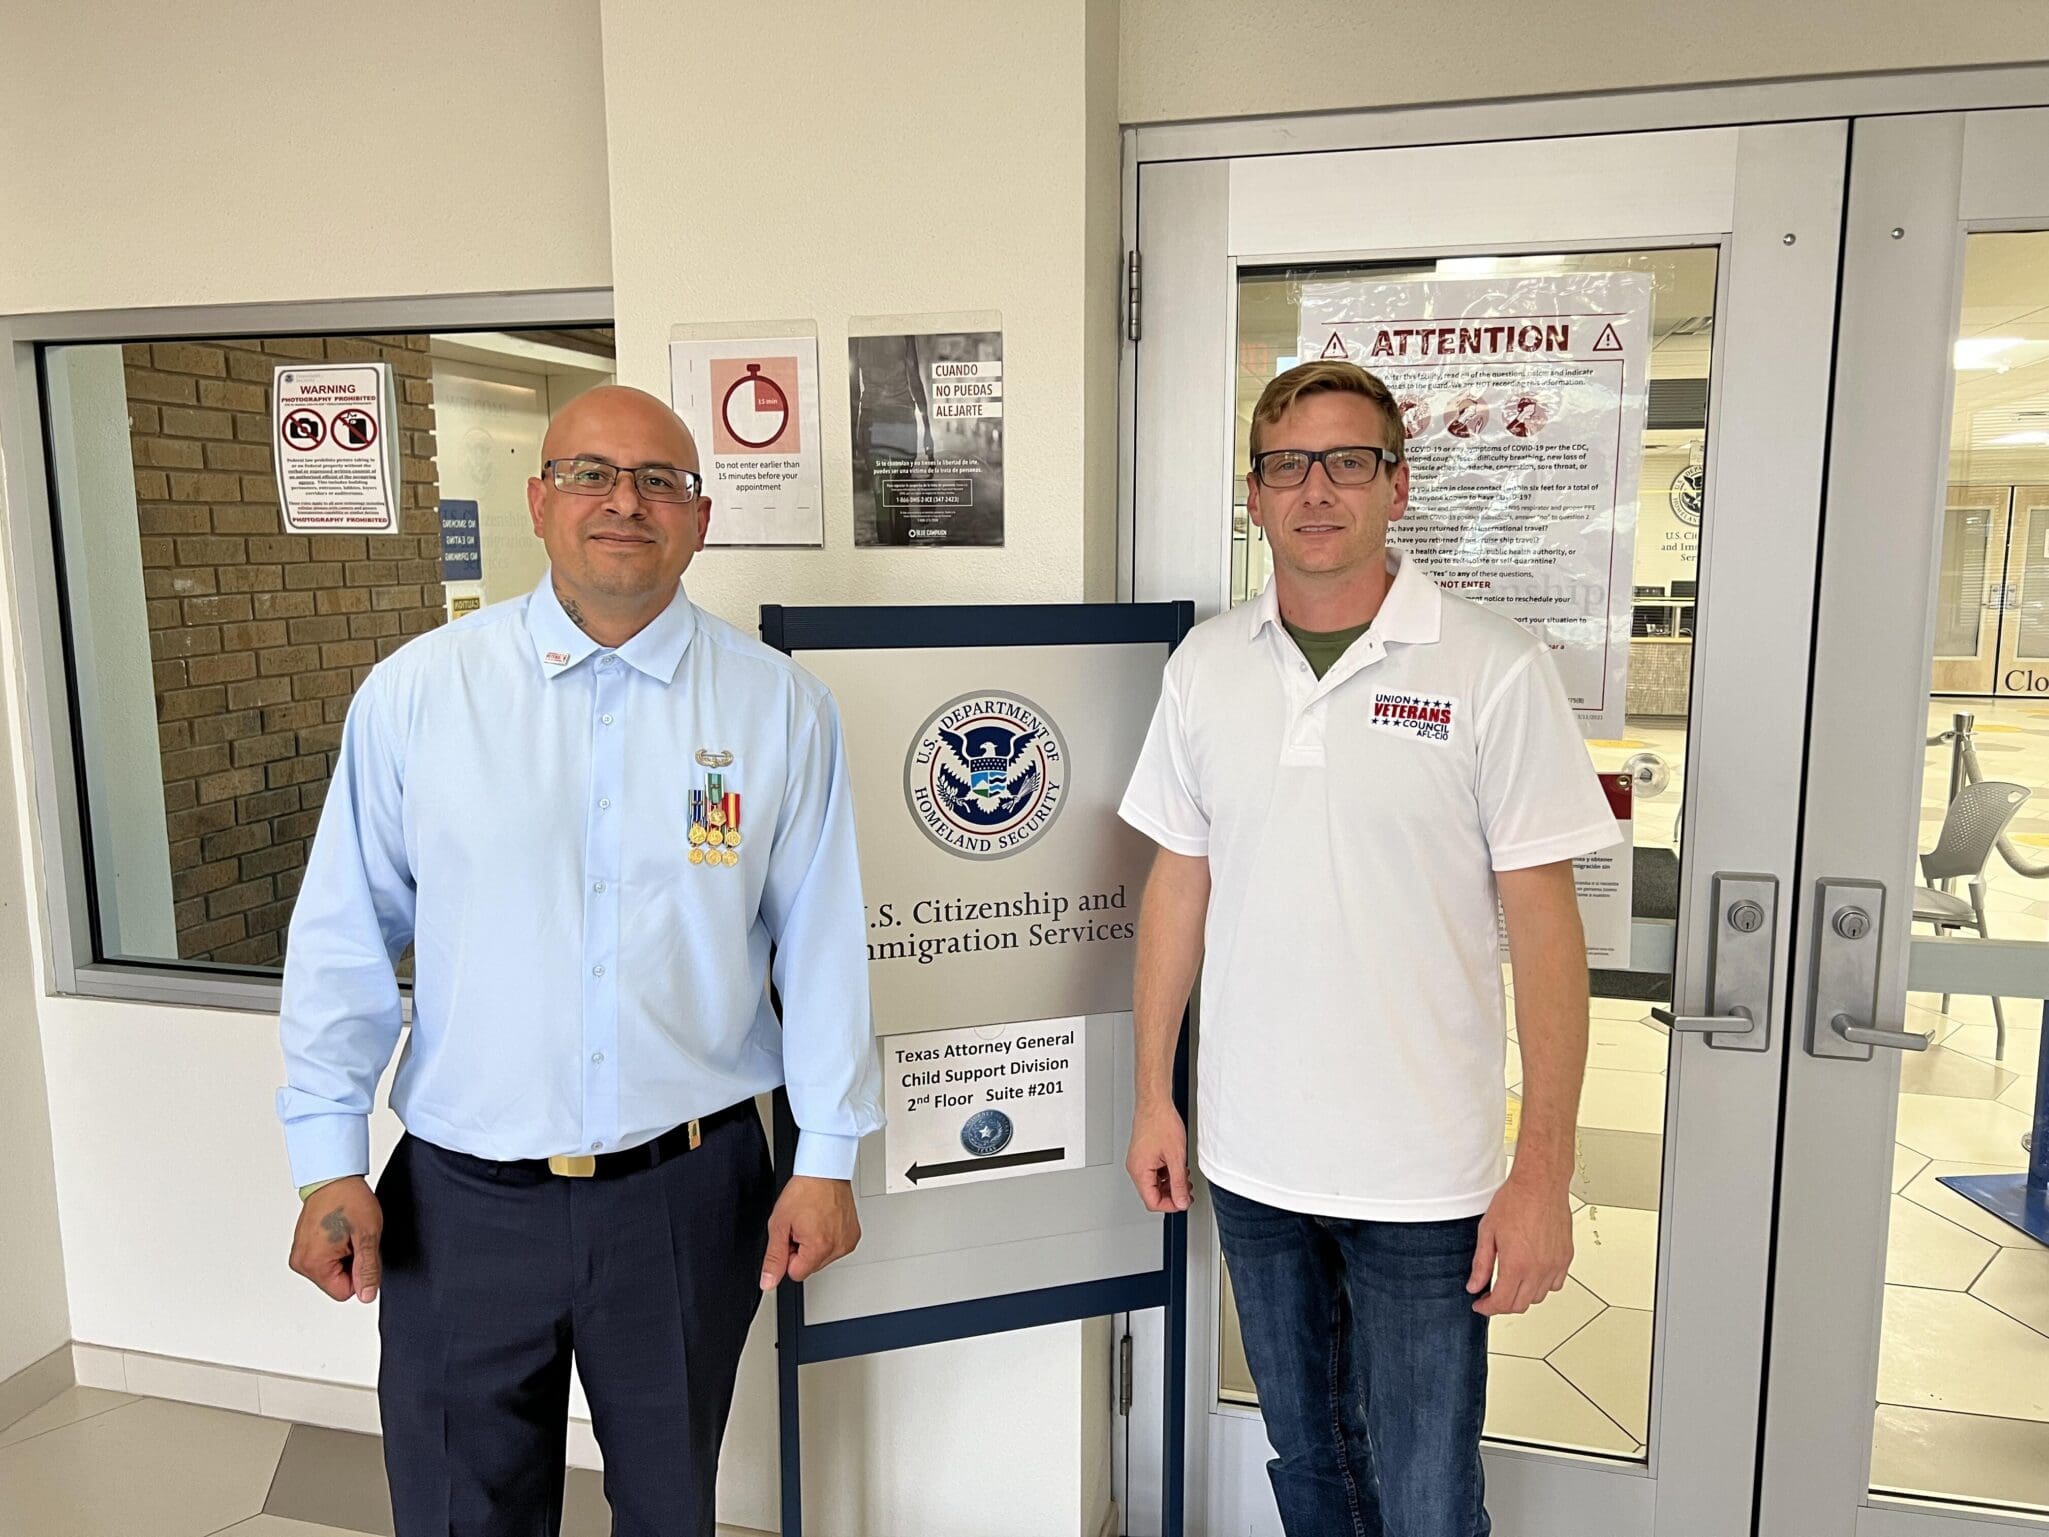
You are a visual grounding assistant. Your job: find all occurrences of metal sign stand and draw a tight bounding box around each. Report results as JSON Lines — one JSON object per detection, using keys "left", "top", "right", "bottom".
{"left": 761, "top": 601, "right": 1194, "bottom": 1537}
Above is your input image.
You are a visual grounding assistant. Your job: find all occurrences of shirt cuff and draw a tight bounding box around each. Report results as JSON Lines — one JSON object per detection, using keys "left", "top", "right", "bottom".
{"left": 282, "top": 1111, "right": 371, "bottom": 1191}
{"left": 793, "top": 1130, "right": 861, "bottom": 1181}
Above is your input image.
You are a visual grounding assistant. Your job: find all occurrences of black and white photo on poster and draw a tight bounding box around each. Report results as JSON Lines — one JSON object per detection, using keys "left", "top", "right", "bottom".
{"left": 849, "top": 329, "right": 1003, "bottom": 547}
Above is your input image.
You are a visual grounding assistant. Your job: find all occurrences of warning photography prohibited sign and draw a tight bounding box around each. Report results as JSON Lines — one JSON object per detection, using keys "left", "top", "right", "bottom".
{"left": 272, "top": 363, "right": 400, "bottom": 535}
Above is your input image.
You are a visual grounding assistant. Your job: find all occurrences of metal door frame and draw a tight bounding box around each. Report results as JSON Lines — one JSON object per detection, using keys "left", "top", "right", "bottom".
{"left": 1765, "top": 105, "right": 2049, "bottom": 1537}
{"left": 1117, "top": 114, "right": 1848, "bottom": 1536}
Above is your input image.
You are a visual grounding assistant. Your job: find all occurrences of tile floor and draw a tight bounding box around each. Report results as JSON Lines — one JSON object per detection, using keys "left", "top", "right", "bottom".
{"left": 0, "top": 1388, "right": 768, "bottom": 1537}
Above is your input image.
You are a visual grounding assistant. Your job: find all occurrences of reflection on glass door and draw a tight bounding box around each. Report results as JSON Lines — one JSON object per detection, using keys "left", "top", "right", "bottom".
{"left": 1217, "top": 246, "right": 1719, "bottom": 1461}
{"left": 1878, "top": 230, "right": 2049, "bottom": 1513}
{"left": 1929, "top": 488, "right": 2010, "bottom": 696}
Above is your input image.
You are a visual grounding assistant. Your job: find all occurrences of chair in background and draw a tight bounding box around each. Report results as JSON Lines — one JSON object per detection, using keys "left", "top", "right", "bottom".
{"left": 1915, "top": 779, "right": 2032, "bottom": 1059}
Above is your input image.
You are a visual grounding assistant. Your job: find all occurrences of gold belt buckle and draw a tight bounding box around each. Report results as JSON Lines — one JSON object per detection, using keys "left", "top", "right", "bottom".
{"left": 547, "top": 1154, "right": 597, "bottom": 1178}
{"left": 688, "top": 1118, "right": 702, "bottom": 1150}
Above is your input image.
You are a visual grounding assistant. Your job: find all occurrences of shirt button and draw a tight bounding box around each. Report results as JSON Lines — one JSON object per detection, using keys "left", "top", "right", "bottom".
{"left": 591, "top": 1141, "right": 603, "bottom": 1151}
{"left": 599, "top": 798, "right": 612, "bottom": 810}
{"left": 592, "top": 964, "right": 605, "bottom": 977}
{"left": 598, "top": 656, "right": 617, "bottom": 671}
{"left": 591, "top": 1052, "right": 605, "bottom": 1065}
{"left": 601, "top": 713, "right": 614, "bottom": 725}
{"left": 593, "top": 881, "right": 606, "bottom": 893}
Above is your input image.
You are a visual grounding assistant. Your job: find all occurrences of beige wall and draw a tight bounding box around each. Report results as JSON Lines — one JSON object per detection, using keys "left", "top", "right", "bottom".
{"left": 597, "top": 9, "right": 1122, "bottom": 1528}
{"left": 8, "top": 3, "right": 1124, "bottom": 1531}
{"left": 0, "top": 1, "right": 610, "bottom": 313}
{"left": 601, "top": 0, "right": 1122, "bottom": 627}
{"left": 1120, "top": 0, "right": 2049, "bottom": 123}
{"left": 0, "top": 688, "right": 70, "bottom": 1385}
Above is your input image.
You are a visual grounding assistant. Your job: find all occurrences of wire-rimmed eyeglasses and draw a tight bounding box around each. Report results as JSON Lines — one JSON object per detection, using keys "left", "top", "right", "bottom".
{"left": 545, "top": 456, "right": 703, "bottom": 503}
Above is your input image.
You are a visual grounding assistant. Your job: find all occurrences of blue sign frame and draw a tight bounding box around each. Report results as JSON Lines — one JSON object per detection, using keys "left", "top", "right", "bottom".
{"left": 761, "top": 600, "right": 1195, "bottom": 1537}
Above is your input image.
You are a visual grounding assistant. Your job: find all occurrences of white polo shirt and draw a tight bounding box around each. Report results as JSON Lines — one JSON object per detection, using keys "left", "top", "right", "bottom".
{"left": 1119, "top": 554, "right": 1620, "bottom": 1222}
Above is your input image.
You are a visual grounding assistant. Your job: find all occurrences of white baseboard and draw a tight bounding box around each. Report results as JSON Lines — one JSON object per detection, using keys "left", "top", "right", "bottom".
{"left": 68, "top": 1343, "right": 606, "bottom": 1469}
{"left": 0, "top": 1344, "right": 74, "bottom": 1432}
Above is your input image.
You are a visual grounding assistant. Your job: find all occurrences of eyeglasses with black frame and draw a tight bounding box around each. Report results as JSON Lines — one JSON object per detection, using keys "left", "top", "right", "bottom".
{"left": 1250, "top": 445, "right": 1400, "bottom": 489}
{"left": 545, "top": 456, "right": 704, "bottom": 503}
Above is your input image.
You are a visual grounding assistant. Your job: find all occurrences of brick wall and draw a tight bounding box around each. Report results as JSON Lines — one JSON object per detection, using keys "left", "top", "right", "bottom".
{"left": 126, "top": 335, "right": 446, "bottom": 965}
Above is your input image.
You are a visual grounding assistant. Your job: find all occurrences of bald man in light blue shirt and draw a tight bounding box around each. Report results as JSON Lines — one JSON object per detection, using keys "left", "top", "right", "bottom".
{"left": 279, "top": 385, "right": 883, "bottom": 1537}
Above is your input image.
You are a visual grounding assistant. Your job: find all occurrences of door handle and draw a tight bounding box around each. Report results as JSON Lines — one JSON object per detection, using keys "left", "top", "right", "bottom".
{"left": 1809, "top": 879, "right": 1919, "bottom": 1061}
{"left": 1652, "top": 1004, "right": 1758, "bottom": 1037}
{"left": 1658, "top": 874, "right": 1777, "bottom": 1052}
{"left": 1829, "top": 1013, "right": 1931, "bottom": 1052}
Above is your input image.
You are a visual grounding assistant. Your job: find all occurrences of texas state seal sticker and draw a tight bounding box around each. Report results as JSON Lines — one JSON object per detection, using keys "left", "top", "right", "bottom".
{"left": 904, "top": 691, "right": 1069, "bottom": 860}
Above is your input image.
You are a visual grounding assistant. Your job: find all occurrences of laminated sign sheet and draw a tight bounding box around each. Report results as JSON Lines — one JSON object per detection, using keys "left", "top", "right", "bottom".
{"left": 882, "top": 1017, "right": 1087, "bottom": 1194}
{"left": 272, "top": 363, "right": 399, "bottom": 536}
{"left": 1300, "top": 273, "right": 1653, "bottom": 739}
{"left": 668, "top": 332, "right": 825, "bottom": 547}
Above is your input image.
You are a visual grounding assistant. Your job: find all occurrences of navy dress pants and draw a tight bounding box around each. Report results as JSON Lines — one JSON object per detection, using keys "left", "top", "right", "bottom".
{"left": 374, "top": 1110, "right": 776, "bottom": 1537}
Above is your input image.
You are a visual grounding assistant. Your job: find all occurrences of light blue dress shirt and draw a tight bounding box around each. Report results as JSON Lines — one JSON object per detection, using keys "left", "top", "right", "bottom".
{"left": 276, "top": 574, "right": 885, "bottom": 1188}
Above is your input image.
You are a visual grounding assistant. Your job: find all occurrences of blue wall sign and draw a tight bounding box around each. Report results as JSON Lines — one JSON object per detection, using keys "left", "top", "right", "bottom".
{"left": 438, "top": 499, "right": 482, "bottom": 582}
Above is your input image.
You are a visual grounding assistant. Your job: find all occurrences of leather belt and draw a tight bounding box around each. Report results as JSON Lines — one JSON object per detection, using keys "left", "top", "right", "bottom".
{"left": 534, "top": 1101, "right": 755, "bottom": 1178}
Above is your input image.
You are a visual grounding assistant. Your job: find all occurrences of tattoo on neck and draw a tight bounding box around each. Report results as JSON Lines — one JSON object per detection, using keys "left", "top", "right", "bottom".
{"left": 320, "top": 1207, "right": 353, "bottom": 1247}
{"left": 556, "top": 587, "right": 592, "bottom": 635}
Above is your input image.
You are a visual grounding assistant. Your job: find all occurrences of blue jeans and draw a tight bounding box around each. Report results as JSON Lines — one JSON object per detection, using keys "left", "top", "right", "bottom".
{"left": 1212, "top": 1181, "right": 1491, "bottom": 1537}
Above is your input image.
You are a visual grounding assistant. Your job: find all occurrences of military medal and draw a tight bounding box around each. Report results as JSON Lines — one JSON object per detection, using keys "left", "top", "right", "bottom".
{"left": 689, "top": 763, "right": 742, "bottom": 870}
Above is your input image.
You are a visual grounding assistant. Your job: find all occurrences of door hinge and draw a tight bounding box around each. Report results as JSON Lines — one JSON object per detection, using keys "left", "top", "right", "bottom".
{"left": 1126, "top": 249, "right": 1142, "bottom": 343}
{"left": 1118, "top": 1331, "right": 1134, "bottom": 1415}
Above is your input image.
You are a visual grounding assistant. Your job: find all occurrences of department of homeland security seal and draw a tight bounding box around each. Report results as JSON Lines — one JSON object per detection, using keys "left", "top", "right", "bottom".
{"left": 904, "top": 691, "right": 1069, "bottom": 860}
{"left": 1670, "top": 461, "right": 1705, "bottom": 527}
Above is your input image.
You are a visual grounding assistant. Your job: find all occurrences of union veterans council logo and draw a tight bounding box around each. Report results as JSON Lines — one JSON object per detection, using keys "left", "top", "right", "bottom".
{"left": 1670, "top": 462, "right": 1705, "bottom": 527}
{"left": 904, "top": 691, "right": 1069, "bottom": 860}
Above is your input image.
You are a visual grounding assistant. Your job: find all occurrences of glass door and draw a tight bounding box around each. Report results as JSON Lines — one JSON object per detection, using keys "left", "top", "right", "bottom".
{"left": 1128, "top": 122, "right": 1848, "bottom": 1536}
{"left": 1764, "top": 108, "right": 2049, "bottom": 1537}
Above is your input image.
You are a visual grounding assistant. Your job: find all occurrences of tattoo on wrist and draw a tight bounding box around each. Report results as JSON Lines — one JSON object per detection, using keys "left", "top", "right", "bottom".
{"left": 319, "top": 1207, "right": 353, "bottom": 1247}
{"left": 556, "top": 587, "right": 591, "bottom": 635}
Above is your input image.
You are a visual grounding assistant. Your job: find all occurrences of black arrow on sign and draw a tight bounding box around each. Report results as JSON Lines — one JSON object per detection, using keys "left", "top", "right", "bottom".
{"left": 905, "top": 1147, "right": 1067, "bottom": 1184}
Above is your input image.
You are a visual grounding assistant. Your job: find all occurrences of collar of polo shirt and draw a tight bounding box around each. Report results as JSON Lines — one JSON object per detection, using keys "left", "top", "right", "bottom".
{"left": 526, "top": 571, "right": 701, "bottom": 683}
{"left": 1246, "top": 551, "right": 1444, "bottom": 647}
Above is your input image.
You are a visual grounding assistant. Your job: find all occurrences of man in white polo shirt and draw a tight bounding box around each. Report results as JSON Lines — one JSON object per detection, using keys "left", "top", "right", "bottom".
{"left": 1120, "top": 360, "right": 1619, "bottom": 1537}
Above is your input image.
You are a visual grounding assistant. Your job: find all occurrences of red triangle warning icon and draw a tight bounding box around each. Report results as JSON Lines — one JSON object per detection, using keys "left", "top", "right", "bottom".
{"left": 1319, "top": 332, "right": 1349, "bottom": 360}
{"left": 1592, "top": 323, "right": 1624, "bottom": 353}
